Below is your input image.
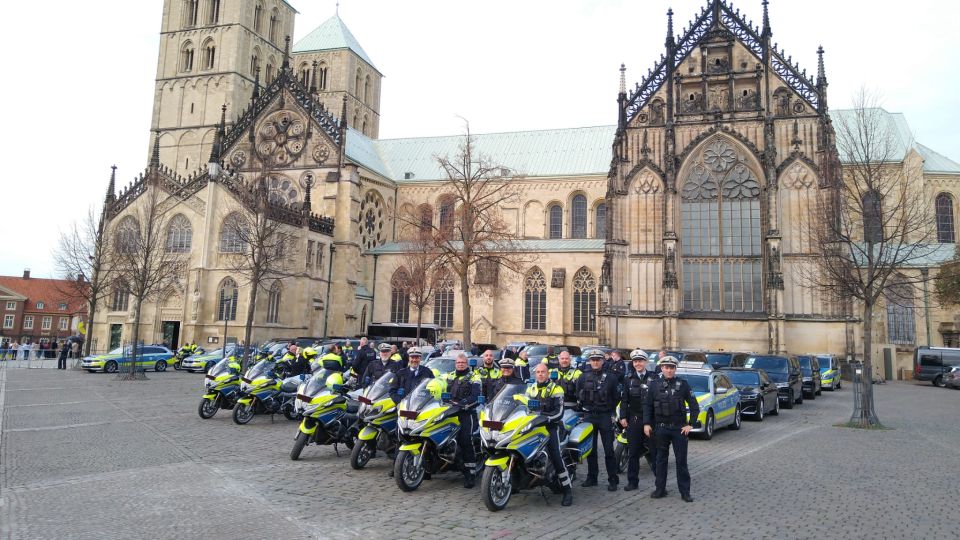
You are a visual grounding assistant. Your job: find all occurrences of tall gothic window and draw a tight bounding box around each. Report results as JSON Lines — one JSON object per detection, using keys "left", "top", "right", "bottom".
{"left": 203, "top": 43, "right": 216, "bottom": 70}
{"left": 548, "top": 204, "right": 562, "bottom": 239}
{"left": 572, "top": 267, "right": 597, "bottom": 332}
{"left": 523, "top": 268, "right": 547, "bottom": 331}
{"left": 299, "top": 63, "right": 311, "bottom": 86}
{"left": 419, "top": 204, "right": 433, "bottom": 238}
{"left": 355, "top": 69, "right": 362, "bottom": 96}
{"left": 433, "top": 271, "right": 454, "bottom": 328}
{"left": 166, "top": 214, "right": 192, "bottom": 253}
{"left": 365, "top": 75, "right": 372, "bottom": 104}
{"left": 266, "top": 282, "right": 281, "bottom": 324}
{"left": 936, "top": 193, "right": 955, "bottom": 243}
{"left": 253, "top": 3, "right": 263, "bottom": 33}
{"left": 269, "top": 9, "right": 279, "bottom": 44}
{"left": 217, "top": 278, "right": 238, "bottom": 321}
{"left": 439, "top": 197, "right": 455, "bottom": 237}
{"left": 390, "top": 269, "right": 410, "bottom": 323}
{"left": 208, "top": 0, "right": 220, "bottom": 24}
{"left": 111, "top": 282, "right": 130, "bottom": 312}
{"left": 115, "top": 216, "right": 140, "bottom": 254}
{"left": 595, "top": 203, "right": 606, "bottom": 239}
{"left": 183, "top": 0, "right": 198, "bottom": 27}
{"left": 571, "top": 195, "right": 587, "bottom": 239}
{"left": 219, "top": 213, "right": 246, "bottom": 253}
{"left": 318, "top": 66, "right": 328, "bottom": 90}
{"left": 862, "top": 190, "right": 883, "bottom": 243}
{"left": 681, "top": 139, "right": 763, "bottom": 313}
{"left": 250, "top": 54, "right": 259, "bottom": 76}
{"left": 886, "top": 279, "right": 915, "bottom": 345}
{"left": 180, "top": 42, "right": 195, "bottom": 72}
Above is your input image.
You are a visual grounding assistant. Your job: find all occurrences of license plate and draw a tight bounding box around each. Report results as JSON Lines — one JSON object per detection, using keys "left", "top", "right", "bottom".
{"left": 399, "top": 410, "right": 418, "bottom": 419}
{"left": 296, "top": 394, "right": 311, "bottom": 402}
{"left": 482, "top": 420, "right": 504, "bottom": 431}
{"left": 357, "top": 396, "right": 372, "bottom": 405}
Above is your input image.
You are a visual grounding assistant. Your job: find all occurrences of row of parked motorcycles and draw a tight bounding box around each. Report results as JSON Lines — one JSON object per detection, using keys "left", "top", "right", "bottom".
{"left": 196, "top": 355, "right": 605, "bottom": 511}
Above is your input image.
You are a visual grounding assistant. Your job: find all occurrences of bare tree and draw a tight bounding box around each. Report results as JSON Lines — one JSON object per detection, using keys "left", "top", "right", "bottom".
{"left": 395, "top": 124, "right": 531, "bottom": 349}
{"left": 392, "top": 238, "right": 444, "bottom": 343}
{"left": 934, "top": 246, "right": 960, "bottom": 308}
{"left": 219, "top": 171, "right": 300, "bottom": 368}
{"left": 804, "top": 88, "right": 937, "bottom": 427}
{"left": 52, "top": 203, "right": 116, "bottom": 356}
{"left": 109, "top": 177, "right": 187, "bottom": 380}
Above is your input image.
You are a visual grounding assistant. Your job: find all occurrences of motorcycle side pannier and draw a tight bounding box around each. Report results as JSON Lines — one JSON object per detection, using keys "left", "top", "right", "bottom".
{"left": 565, "top": 422, "right": 594, "bottom": 461}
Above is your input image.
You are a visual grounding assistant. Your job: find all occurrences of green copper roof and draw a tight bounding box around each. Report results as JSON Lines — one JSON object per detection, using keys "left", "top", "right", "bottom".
{"left": 293, "top": 15, "right": 377, "bottom": 71}
{"left": 915, "top": 143, "right": 960, "bottom": 174}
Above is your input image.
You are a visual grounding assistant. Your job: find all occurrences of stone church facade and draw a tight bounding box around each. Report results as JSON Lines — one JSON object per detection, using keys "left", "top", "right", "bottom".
{"left": 93, "top": 0, "right": 959, "bottom": 375}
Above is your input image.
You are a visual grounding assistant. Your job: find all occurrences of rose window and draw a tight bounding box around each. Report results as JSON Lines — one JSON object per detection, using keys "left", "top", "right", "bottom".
{"left": 267, "top": 175, "right": 299, "bottom": 205}
{"left": 358, "top": 191, "right": 385, "bottom": 250}
{"left": 257, "top": 111, "right": 306, "bottom": 166}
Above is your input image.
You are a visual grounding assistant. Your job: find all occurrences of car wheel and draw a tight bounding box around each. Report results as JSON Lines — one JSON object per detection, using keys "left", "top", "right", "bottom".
{"left": 783, "top": 391, "right": 794, "bottom": 409}
{"left": 729, "top": 405, "right": 741, "bottom": 430}
{"left": 105, "top": 361, "right": 118, "bottom": 374}
{"left": 770, "top": 396, "right": 780, "bottom": 415}
{"left": 154, "top": 360, "right": 167, "bottom": 372}
{"left": 933, "top": 375, "right": 944, "bottom": 388}
{"left": 702, "top": 411, "right": 715, "bottom": 440}
{"left": 755, "top": 399, "right": 764, "bottom": 421}
{"left": 806, "top": 388, "right": 815, "bottom": 400}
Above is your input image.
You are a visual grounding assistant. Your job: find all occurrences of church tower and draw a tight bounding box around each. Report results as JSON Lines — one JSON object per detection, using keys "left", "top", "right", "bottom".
{"left": 151, "top": 0, "right": 297, "bottom": 175}
{"left": 291, "top": 14, "right": 382, "bottom": 139}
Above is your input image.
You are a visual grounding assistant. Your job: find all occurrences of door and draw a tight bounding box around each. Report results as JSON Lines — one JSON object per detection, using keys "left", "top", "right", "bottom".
{"left": 109, "top": 324, "right": 122, "bottom": 350}
{"left": 161, "top": 321, "right": 181, "bottom": 350}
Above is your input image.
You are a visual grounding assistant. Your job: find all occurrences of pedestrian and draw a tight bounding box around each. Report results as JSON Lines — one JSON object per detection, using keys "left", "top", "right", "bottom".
{"left": 0, "top": 340, "right": 7, "bottom": 360}
{"left": 577, "top": 349, "right": 621, "bottom": 491}
{"left": 31, "top": 342, "right": 39, "bottom": 361}
{"left": 643, "top": 355, "right": 699, "bottom": 502}
{"left": 619, "top": 349, "right": 656, "bottom": 491}
{"left": 11, "top": 341, "right": 19, "bottom": 361}
{"left": 57, "top": 340, "right": 69, "bottom": 369}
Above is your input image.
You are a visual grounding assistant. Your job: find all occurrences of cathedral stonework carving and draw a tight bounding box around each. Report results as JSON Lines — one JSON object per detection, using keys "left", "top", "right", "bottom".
{"left": 257, "top": 111, "right": 307, "bottom": 166}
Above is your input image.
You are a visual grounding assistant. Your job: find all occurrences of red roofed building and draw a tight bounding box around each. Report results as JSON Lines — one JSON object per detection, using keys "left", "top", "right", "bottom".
{"left": 0, "top": 270, "right": 88, "bottom": 346}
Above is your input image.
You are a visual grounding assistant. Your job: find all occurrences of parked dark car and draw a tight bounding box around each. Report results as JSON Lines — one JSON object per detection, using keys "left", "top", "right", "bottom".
{"left": 796, "top": 355, "right": 823, "bottom": 398}
{"left": 705, "top": 351, "right": 752, "bottom": 370}
{"left": 914, "top": 347, "right": 960, "bottom": 387}
{"left": 523, "top": 344, "right": 569, "bottom": 367}
{"left": 731, "top": 355, "right": 804, "bottom": 408}
{"left": 720, "top": 367, "right": 780, "bottom": 420}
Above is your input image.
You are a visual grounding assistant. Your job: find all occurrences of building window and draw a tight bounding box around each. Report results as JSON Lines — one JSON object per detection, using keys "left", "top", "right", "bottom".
{"left": 269, "top": 9, "right": 279, "bottom": 43}
{"left": 316, "top": 244, "right": 323, "bottom": 268}
{"left": 203, "top": 44, "right": 216, "bottom": 70}
{"left": 433, "top": 271, "right": 454, "bottom": 328}
{"left": 219, "top": 213, "right": 246, "bottom": 253}
{"left": 595, "top": 202, "right": 606, "bottom": 239}
{"left": 217, "top": 278, "right": 238, "bottom": 321}
{"left": 862, "top": 190, "right": 883, "bottom": 243}
{"left": 116, "top": 216, "right": 141, "bottom": 254}
{"left": 166, "top": 214, "right": 193, "bottom": 253}
{"left": 6, "top": 301, "right": 15, "bottom": 310}
{"left": 418, "top": 204, "right": 433, "bottom": 238}
{"left": 318, "top": 66, "right": 328, "bottom": 90}
{"left": 572, "top": 267, "right": 597, "bottom": 332}
{"left": 250, "top": 54, "right": 259, "bottom": 76}
{"left": 548, "top": 204, "right": 563, "bottom": 239}
{"left": 306, "top": 240, "right": 314, "bottom": 268}
{"left": 183, "top": 0, "right": 198, "bottom": 27}
{"left": 886, "top": 280, "right": 915, "bottom": 345}
{"left": 24, "top": 315, "right": 33, "bottom": 330}
{"left": 355, "top": 69, "right": 362, "bottom": 96}
{"left": 475, "top": 258, "right": 499, "bottom": 285}
{"left": 266, "top": 282, "right": 281, "bottom": 324}
{"left": 36, "top": 302, "right": 44, "bottom": 309}
{"left": 265, "top": 62, "right": 274, "bottom": 84}
{"left": 936, "top": 193, "right": 956, "bottom": 243}
{"left": 59, "top": 302, "right": 67, "bottom": 310}
{"left": 571, "top": 194, "right": 587, "bottom": 238}
{"left": 390, "top": 269, "right": 410, "bottom": 323}
{"left": 42, "top": 316, "right": 52, "bottom": 330}
{"left": 111, "top": 285, "right": 129, "bottom": 312}
{"left": 299, "top": 64, "right": 311, "bottom": 86}
{"left": 439, "top": 197, "right": 455, "bottom": 236}
{"left": 59, "top": 317, "right": 69, "bottom": 331}
{"left": 180, "top": 42, "right": 195, "bottom": 72}
{"left": 681, "top": 138, "right": 763, "bottom": 313}
{"left": 364, "top": 75, "right": 372, "bottom": 104}
{"left": 523, "top": 267, "right": 547, "bottom": 331}
{"left": 3, "top": 315, "right": 13, "bottom": 329}
{"left": 254, "top": 3, "right": 263, "bottom": 33}
{"left": 207, "top": 0, "right": 220, "bottom": 24}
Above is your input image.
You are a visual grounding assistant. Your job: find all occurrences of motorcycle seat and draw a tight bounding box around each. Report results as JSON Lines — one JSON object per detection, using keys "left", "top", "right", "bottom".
{"left": 280, "top": 381, "right": 300, "bottom": 393}
{"left": 346, "top": 401, "right": 360, "bottom": 414}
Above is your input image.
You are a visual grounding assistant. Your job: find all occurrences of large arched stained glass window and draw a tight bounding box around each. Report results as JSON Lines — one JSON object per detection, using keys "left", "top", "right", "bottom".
{"left": 680, "top": 139, "right": 763, "bottom": 313}
{"left": 886, "top": 278, "right": 915, "bottom": 345}
{"left": 595, "top": 203, "right": 606, "bottom": 239}
{"left": 548, "top": 204, "right": 563, "bottom": 239}
{"left": 266, "top": 281, "right": 281, "bottom": 324}
{"left": 166, "top": 214, "right": 192, "bottom": 253}
{"left": 523, "top": 268, "right": 547, "bottom": 330}
{"left": 862, "top": 191, "right": 883, "bottom": 244}
{"left": 217, "top": 278, "right": 238, "bottom": 321}
{"left": 571, "top": 195, "right": 587, "bottom": 239}
{"left": 390, "top": 269, "right": 410, "bottom": 323}
{"left": 433, "top": 270, "right": 454, "bottom": 328}
{"left": 572, "top": 267, "right": 597, "bottom": 332}
{"left": 936, "top": 193, "right": 955, "bottom": 243}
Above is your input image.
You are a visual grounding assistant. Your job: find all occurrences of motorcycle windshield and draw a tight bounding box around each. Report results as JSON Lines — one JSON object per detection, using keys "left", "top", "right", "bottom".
{"left": 400, "top": 378, "right": 440, "bottom": 411}
{"left": 208, "top": 358, "right": 236, "bottom": 377}
{"left": 488, "top": 383, "right": 528, "bottom": 421}
{"left": 366, "top": 372, "right": 396, "bottom": 402}
{"left": 246, "top": 359, "right": 276, "bottom": 380}
{"left": 303, "top": 369, "right": 335, "bottom": 395}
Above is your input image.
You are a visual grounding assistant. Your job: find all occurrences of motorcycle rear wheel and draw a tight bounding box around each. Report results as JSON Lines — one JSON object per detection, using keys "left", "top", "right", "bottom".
{"left": 233, "top": 403, "right": 255, "bottom": 425}
{"left": 197, "top": 397, "right": 219, "bottom": 419}
{"left": 290, "top": 431, "right": 309, "bottom": 461}
{"left": 350, "top": 439, "right": 375, "bottom": 470}
{"left": 394, "top": 450, "right": 424, "bottom": 492}
{"left": 614, "top": 440, "right": 628, "bottom": 474}
{"left": 481, "top": 466, "right": 512, "bottom": 512}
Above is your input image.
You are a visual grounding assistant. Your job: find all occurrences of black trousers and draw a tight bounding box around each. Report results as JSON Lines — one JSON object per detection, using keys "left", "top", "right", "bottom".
{"left": 57, "top": 354, "right": 68, "bottom": 369}
{"left": 626, "top": 416, "right": 655, "bottom": 485}
{"left": 585, "top": 411, "right": 618, "bottom": 485}
{"left": 653, "top": 425, "right": 690, "bottom": 496}
{"left": 456, "top": 411, "right": 477, "bottom": 476}
{"left": 546, "top": 423, "right": 571, "bottom": 487}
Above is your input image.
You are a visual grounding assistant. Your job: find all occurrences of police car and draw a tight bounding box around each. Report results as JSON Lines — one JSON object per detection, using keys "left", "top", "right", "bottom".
{"left": 675, "top": 360, "right": 742, "bottom": 440}
{"left": 81, "top": 345, "right": 175, "bottom": 373}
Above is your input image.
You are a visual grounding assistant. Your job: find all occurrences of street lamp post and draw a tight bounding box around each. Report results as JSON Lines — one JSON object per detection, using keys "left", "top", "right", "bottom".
{"left": 601, "top": 284, "right": 611, "bottom": 347}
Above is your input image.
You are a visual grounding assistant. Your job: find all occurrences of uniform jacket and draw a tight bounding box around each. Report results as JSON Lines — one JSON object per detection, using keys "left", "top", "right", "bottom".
{"left": 642, "top": 377, "right": 700, "bottom": 428}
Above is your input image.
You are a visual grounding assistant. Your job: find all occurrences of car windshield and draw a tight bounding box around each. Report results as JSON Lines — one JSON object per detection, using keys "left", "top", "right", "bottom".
{"left": 208, "top": 357, "right": 237, "bottom": 377}
{"left": 707, "top": 353, "right": 734, "bottom": 367}
{"left": 366, "top": 372, "right": 396, "bottom": 400}
{"left": 817, "top": 357, "right": 833, "bottom": 370}
{"left": 796, "top": 356, "right": 814, "bottom": 375}
{"left": 204, "top": 348, "right": 224, "bottom": 357}
{"left": 741, "top": 356, "right": 788, "bottom": 373}
{"left": 724, "top": 370, "right": 760, "bottom": 386}
{"left": 245, "top": 359, "right": 276, "bottom": 380}
{"left": 525, "top": 346, "right": 552, "bottom": 356}
{"left": 426, "top": 357, "right": 456, "bottom": 376}
{"left": 107, "top": 347, "right": 125, "bottom": 355}
{"left": 487, "top": 383, "right": 528, "bottom": 420}
{"left": 679, "top": 374, "right": 709, "bottom": 393}
{"left": 400, "top": 378, "right": 441, "bottom": 411}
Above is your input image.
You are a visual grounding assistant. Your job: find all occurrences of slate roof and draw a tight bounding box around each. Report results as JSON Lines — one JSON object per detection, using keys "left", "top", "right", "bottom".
{"left": 293, "top": 15, "right": 378, "bottom": 72}
{"left": 915, "top": 143, "right": 960, "bottom": 175}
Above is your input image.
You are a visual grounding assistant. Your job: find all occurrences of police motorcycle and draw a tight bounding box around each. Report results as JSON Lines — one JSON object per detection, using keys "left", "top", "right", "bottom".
{"left": 289, "top": 369, "right": 361, "bottom": 460}
{"left": 232, "top": 355, "right": 300, "bottom": 425}
{"left": 477, "top": 383, "right": 593, "bottom": 511}
{"left": 197, "top": 356, "right": 241, "bottom": 419}
{"left": 173, "top": 345, "right": 200, "bottom": 371}
{"left": 350, "top": 372, "right": 400, "bottom": 469}
{"left": 393, "top": 378, "right": 482, "bottom": 491}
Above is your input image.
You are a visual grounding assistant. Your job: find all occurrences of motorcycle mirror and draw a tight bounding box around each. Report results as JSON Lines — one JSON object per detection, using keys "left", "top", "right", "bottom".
{"left": 441, "top": 392, "right": 452, "bottom": 401}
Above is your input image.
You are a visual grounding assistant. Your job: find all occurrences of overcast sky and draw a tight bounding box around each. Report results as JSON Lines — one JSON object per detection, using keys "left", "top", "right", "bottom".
{"left": 3, "top": 0, "right": 958, "bottom": 278}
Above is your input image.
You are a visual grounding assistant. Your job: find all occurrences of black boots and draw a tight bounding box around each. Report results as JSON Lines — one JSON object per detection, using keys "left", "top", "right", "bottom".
{"left": 463, "top": 473, "right": 475, "bottom": 489}
{"left": 561, "top": 487, "right": 573, "bottom": 506}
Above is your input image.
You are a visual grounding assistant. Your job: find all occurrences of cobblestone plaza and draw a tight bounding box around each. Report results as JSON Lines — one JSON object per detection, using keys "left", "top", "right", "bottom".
{"left": 1, "top": 363, "right": 957, "bottom": 539}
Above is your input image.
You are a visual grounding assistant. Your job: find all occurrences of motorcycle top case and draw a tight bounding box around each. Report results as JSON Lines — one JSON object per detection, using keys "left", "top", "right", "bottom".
{"left": 565, "top": 422, "right": 594, "bottom": 461}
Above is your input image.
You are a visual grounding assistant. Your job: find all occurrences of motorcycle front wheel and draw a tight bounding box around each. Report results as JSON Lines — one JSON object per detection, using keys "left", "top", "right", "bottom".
{"left": 283, "top": 406, "right": 299, "bottom": 422}
{"left": 233, "top": 403, "right": 255, "bottom": 425}
{"left": 481, "top": 466, "right": 512, "bottom": 512}
{"left": 394, "top": 450, "right": 424, "bottom": 492}
{"left": 350, "top": 439, "right": 375, "bottom": 470}
{"left": 197, "top": 396, "right": 219, "bottom": 419}
{"left": 174, "top": 361, "right": 182, "bottom": 371}
{"left": 290, "top": 431, "right": 309, "bottom": 461}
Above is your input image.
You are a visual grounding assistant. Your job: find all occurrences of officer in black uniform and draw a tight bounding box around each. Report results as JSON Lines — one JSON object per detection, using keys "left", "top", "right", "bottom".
{"left": 361, "top": 342, "right": 400, "bottom": 387}
{"left": 643, "top": 355, "right": 699, "bottom": 502}
{"left": 576, "top": 349, "right": 621, "bottom": 491}
{"left": 388, "top": 347, "right": 434, "bottom": 405}
{"left": 619, "top": 349, "right": 656, "bottom": 491}
{"left": 605, "top": 348, "right": 627, "bottom": 382}
{"left": 486, "top": 357, "right": 524, "bottom": 397}
{"left": 444, "top": 352, "right": 481, "bottom": 488}
{"left": 352, "top": 337, "right": 376, "bottom": 383}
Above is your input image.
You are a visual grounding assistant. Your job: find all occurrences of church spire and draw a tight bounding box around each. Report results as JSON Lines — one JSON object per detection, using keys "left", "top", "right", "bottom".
{"left": 761, "top": 0, "right": 771, "bottom": 39}
{"left": 282, "top": 36, "right": 291, "bottom": 70}
{"left": 816, "top": 45, "right": 828, "bottom": 112}
{"left": 252, "top": 64, "right": 261, "bottom": 101}
{"left": 209, "top": 104, "right": 227, "bottom": 164}
{"left": 310, "top": 60, "right": 319, "bottom": 93}
{"left": 150, "top": 129, "right": 161, "bottom": 169}
{"left": 619, "top": 63, "right": 626, "bottom": 96}
{"left": 666, "top": 8, "right": 675, "bottom": 47}
{"left": 105, "top": 165, "right": 117, "bottom": 204}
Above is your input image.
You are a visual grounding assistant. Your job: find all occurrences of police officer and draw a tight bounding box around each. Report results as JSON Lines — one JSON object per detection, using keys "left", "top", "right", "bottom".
{"left": 475, "top": 349, "right": 501, "bottom": 400}
{"left": 577, "top": 349, "right": 620, "bottom": 491}
{"left": 619, "top": 349, "right": 656, "bottom": 491}
{"left": 319, "top": 344, "right": 346, "bottom": 372}
{"left": 514, "top": 349, "right": 531, "bottom": 381}
{"left": 524, "top": 363, "right": 573, "bottom": 506}
{"left": 389, "top": 347, "right": 434, "bottom": 405}
{"left": 643, "top": 355, "right": 699, "bottom": 502}
{"left": 605, "top": 349, "right": 627, "bottom": 382}
{"left": 551, "top": 350, "right": 582, "bottom": 408}
{"left": 389, "top": 344, "right": 404, "bottom": 367}
{"left": 444, "top": 352, "right": 482, "bottom": 488}
{"left": 487, "top": 357, "right": 524, "bottom": 397}
{"left": 352, "top": 337, "right": 376, "bottom": 382}
{"left": 362, "top": 343, "right": 400, "bottom": 387}
{"left": 540, "top": 346, "right": 560, "bottom": 370}
{"left": 280, "top": 346, "right": 311, "bottom": 378}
